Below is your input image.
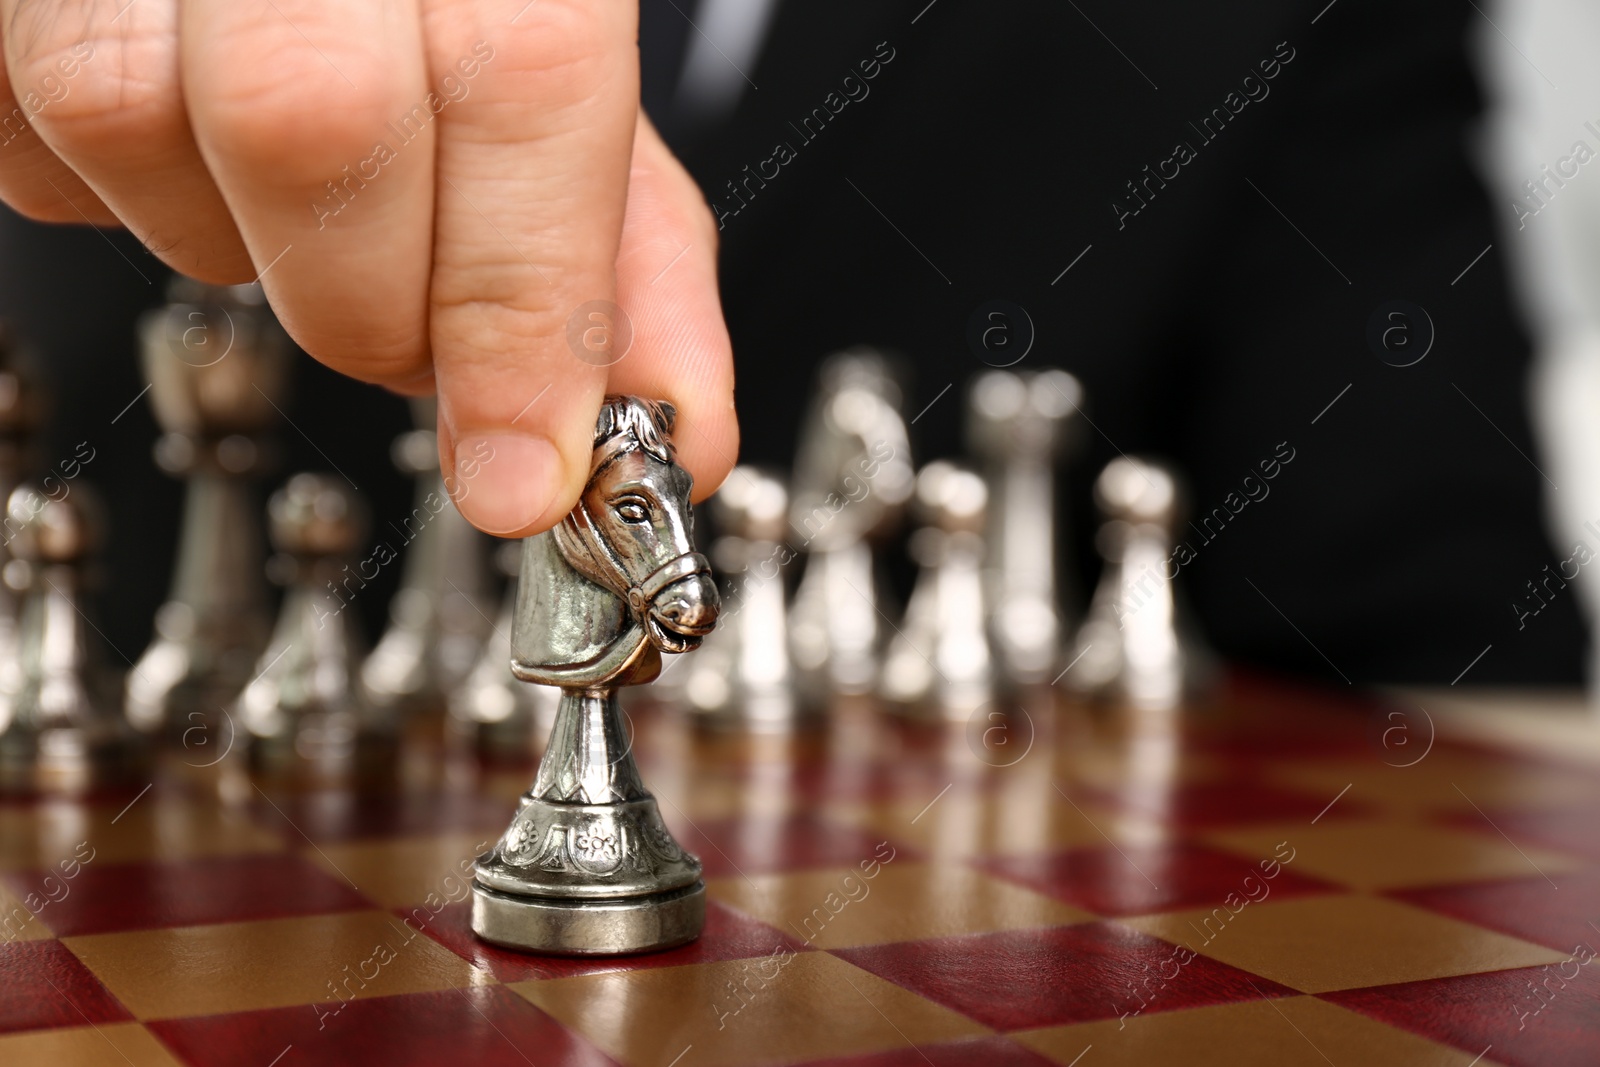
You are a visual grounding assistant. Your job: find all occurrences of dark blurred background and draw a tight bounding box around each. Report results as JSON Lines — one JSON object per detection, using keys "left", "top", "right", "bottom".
{"left": 0, "top": 0, "right": 1584, "bottom": 685}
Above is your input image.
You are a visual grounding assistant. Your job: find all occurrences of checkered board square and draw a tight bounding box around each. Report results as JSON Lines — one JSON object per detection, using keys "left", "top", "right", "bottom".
{"left": 1, "top": 673, "right": 1596, "bottom": 1067}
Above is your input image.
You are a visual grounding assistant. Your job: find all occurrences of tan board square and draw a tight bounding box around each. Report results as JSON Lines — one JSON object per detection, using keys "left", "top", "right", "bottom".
{"left": 0, "top": 1023, "right": 185, "bottom": 1067}
{"left": 63, "top": 910, "right": 480, "bottom": 1019}
{"left": 0, "top": 880, "right": 54, "bottom": 941}
{"left": 1119, "top": 894, "right": 1566, "bottom": 994}
{"left": 302, "top": 832, "right": 491, "bottom": 908}
{"left": 1200, "top": 817, "right": 1584, "bottom": 890}
{"left": 0, "top": 799, "right": 284, "bottom": 872}
{"left": 831, "top": 785, "right": 1167, "bottom": 861}
{"left": 1264, "top": 753, "right": 1600, "bottom": 815}
{"left": 709, "top": 861, "right": 1093, "bottom": 949}
{"left": 510, "top": 951, "right": 987, "bottom": 1067}
{"left": 1015, "top": 996, "right": 1489, "bottom": 1066}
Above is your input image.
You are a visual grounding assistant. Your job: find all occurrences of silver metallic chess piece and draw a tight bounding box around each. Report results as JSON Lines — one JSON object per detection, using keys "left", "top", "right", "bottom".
{"left": 234, "top": 474, "right": 394, "bottom": 777}
{"left": 787, "top": 349, "right": 914, "bottom": 698}
{"left": 968, "top": 369, "right": 1083, "bottom": 687}
{"left": 682, "top": 467, "right": 803, "bottom": 731}
{"left": 127, "top": 279, "right": 289, "bottom": 741}
{"left": 448, "top": 541, "right": 559, "bottom": 758}
{"left": 472, "top": 397, "right": 719, "bottom": 955}
{"left": 881, "top": 461, "right": 997, "bottom": 719}
{"left": 362, "top": 397, "right": 494, "bottom": 717}
{"left": 1067, "top": 458, "right": 1207, "bottom": 710}
{"left": 0, "top": 483, "right": 137, "bottom": 794}
{"left": 0, "top": 341, "right": 43, "bottom": 697}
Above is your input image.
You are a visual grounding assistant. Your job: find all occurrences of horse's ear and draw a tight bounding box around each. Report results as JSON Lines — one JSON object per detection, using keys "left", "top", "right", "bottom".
{"left": 655, "top": 400, "right": 677, "bottom": 434}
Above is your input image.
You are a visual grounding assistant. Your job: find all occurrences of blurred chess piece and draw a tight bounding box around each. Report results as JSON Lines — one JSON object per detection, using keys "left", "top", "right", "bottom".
{"left": 0, "top": 483, "right": 138, "bottom": 794}
{"left": 683, "top": 468, "right": 803, "bottom": 730}
{"left": 881, "top": 462, "right": 996, "bottom": 719}
{"left": 362, "top": 397, "right": 493, "bottom": 718}
{"left": 127, "top": 279, "right": 289, "bottom": 741}
{"left": 0, "top": 336, "right": 43, "bottom": 694}
{"left": 787, "top": 349, "right": 915, "bottom": 699}
{"left": 235, "top": 474, "right": 394, "bottom": 777}
{"left": 1067, "top": 458, "right": 1209, "bottom": 710}
{"left": 968, "top": 368, "right": 1083, "bottom": 688}
{"left": 448, "top": 540, "right": 557, "bottom": 758}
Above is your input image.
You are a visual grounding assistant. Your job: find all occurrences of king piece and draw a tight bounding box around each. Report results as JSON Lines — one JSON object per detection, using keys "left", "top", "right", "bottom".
{"left": 471, "top": 396, "right": 720, "bottom": 954}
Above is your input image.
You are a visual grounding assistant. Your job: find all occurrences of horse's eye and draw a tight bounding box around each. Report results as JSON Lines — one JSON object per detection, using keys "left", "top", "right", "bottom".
{"left": 616, "top": 501, "right": 649, "bottom": 524}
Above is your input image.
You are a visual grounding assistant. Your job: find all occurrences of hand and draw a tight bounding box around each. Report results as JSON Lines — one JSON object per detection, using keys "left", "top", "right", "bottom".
{"left": 0, "top": 0, "right": 738, "bottom": 534}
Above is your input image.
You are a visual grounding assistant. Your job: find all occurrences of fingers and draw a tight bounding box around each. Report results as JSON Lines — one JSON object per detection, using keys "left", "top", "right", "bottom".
{"left": 180, "top": 0, "right": 436, "bottom": 384}
{"left": 0, "top": 12, "right": 116, "bottom": 225}
{"left": 425, "top": 0, "right": 639, "bottom": 536}
{"left": 608, "top": 114, "right": 736, "bottom": 503}
{"left": 0, "top": 0, "right": 249, "bottom": 279}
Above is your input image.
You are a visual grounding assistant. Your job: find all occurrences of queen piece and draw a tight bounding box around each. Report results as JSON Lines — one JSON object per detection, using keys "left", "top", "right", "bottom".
{"left": 471, "top": 396, "right": 719, "bottom": 954}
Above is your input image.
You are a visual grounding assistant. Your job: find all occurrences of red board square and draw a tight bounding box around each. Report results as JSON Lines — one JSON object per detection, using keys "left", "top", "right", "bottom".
{"left": 1089, "top": 781, "right": 1361, "bottom": 829}
{"left": 416, "top": 898, "right": 810, "bottom": 982}
{"left": 0, "top": 940, "right": 132, "bottom": 1035}
{"left": 1391, "top": 867, "right": 1600, "bottom": 952}
{"left": 1324, "top": 961, "right": 1600, "bottom": 1067}
{"left": 673, "top": 812, "right": 913, "bottom": 877}
{"left": 148, "top": 985, "right": 618, "bottom": 1067}
{"left": 832, "top": 921, "right": 1295, "bottom": 1031}
{"left": 2, "top": 854, "right": 372, "bottom": 936}
{"left": 249, "top": 788, "right": 512, "bottom": 843}
{"left": 1447, "top": 808, "right": 1600, "bottom": 864}
{"left": 788, "top": 1035, "right": 1060, "bottom": 1066}
{"left": 983, "top": 842, "right": 1335, "bottom": 917}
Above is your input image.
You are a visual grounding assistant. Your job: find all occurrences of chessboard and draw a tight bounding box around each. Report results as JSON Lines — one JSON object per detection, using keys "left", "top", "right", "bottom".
{"left": 3, "top": 672, "right": 1597, "bottom": 1067}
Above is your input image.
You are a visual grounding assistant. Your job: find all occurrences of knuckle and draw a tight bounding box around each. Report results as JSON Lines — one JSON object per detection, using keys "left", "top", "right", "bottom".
{"left": 485, "top": 2, "right": 623, "bottom": 106}
{"left": 188, "top": 42, "right": 403, "bottom": 182}
{"left": 11, "top": 33, "right": 179, "bottom": 156}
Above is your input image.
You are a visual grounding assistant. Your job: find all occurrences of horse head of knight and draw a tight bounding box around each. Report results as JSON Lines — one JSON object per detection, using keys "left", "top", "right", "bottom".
{"left": 510, "top": 396, "right": 721, "bottom": 689}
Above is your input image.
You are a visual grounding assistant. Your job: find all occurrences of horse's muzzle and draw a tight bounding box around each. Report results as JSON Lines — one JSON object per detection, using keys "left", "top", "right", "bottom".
{"left": 646, "top": 574, "right": 720, "bottom": 654}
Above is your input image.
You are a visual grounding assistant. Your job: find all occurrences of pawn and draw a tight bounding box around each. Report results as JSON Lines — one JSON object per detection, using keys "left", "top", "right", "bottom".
{"left": 0, "top": 484, "right": 138, "bottom": 794}
{"left": 362, "top": 398, "right": 493, "bottom": 719}
{"left": 448, "top": 541, "right": 558, "bottom": 759}
{"left": 683, "top": 468, "right": 804, "bottom": 730}
{"left": 880, "top": 462, "right": 996, "bottom": 720}
{"left": 234, "top": 474, "right": 393, "bottom": 777}
{"left": 1066, "top": 457, "right": 1207, "bottom": 710}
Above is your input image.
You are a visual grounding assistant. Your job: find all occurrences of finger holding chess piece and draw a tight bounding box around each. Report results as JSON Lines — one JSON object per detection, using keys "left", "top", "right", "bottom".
{"left": 682, "top": 467, "right": 806, "bottom": 731}
{"left": 472, "top": 397, "right": 719, "bottom": 955}
{"left": 0, "top": 483, "right": 139, "bottom": 794}
{"left": 127, "top": 279, "right": 289, "bottom": 742}
{"left": 1067, "top": 457, "right": 1211, "bottom": 710}
{"left": 880, "top": 461, "right": 997, "bottom": 720}
{"left": 234, "top": 474, "right": 395, "bottom": 779}
{"left": 447, "top": 540, "right": 558, "bottom": 760}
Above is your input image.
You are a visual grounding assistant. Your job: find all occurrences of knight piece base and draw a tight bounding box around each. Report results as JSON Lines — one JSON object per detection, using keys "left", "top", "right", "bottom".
{"left": 470, "top": 880, "right": 705, "bottom": 955}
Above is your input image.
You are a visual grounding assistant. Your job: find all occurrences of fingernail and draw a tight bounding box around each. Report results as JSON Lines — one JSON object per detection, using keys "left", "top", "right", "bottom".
{"left": 450, "top": 433, "right": 562, "bottom": 535}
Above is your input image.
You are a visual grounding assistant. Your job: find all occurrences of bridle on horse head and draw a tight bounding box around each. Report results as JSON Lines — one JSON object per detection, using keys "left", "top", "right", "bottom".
{"left": 551, "top": 443, "right": 713, "bottom": 627}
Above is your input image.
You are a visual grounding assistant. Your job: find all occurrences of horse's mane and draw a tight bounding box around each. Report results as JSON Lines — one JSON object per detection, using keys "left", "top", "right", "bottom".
{"left": 593, "top": 396, "right": 676, "bottom": 468}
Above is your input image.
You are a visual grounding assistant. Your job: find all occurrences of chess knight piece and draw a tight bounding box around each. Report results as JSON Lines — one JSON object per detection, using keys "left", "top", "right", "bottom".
{"left": 880, "top": 462, "right": 996, "bottom": 719}
{"left": 967, "top": 369, "right": 1083, "bottom": 687}
{"left": 234, "top": 474, "right": 394, "bottom": 777}
{"left": 1067, "top": 458, "right": 1210, "bottom": 710}
{"left": 473, "top": 397, "right": 719, "bottom": 955}
{"left": 127, "top": 279, "right": 289, "bottom": 742}
{"left": 0, "top": 483, "right": 138, "bottom": 794}
{"left": 363, "top": 397, "right": 493, "bottom": 718}
{"left": 787, "top": 349, "right": 914, "bottom": 699}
